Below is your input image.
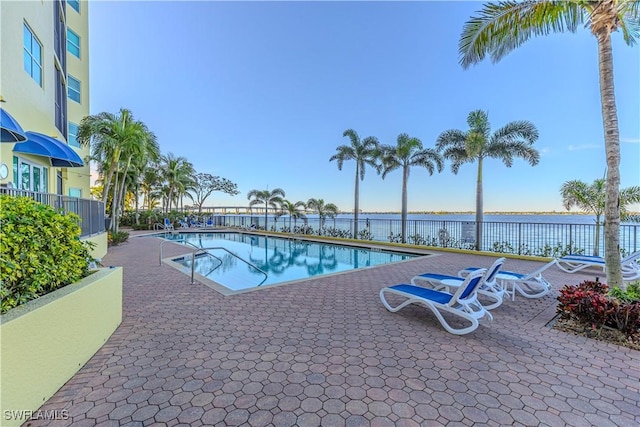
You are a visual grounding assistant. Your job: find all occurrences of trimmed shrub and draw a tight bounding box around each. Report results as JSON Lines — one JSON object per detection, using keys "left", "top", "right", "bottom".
{"left": 0, "top": 195, "right": 93, "bottom": 313}
{"left": 108, "top": 230, "right": 129, "bottom": 246}
{"left": 557, "top": 278, "right": 640, "bottom": 340}
{"left": 609, "top": 281, "right": 640, "bottom": 302}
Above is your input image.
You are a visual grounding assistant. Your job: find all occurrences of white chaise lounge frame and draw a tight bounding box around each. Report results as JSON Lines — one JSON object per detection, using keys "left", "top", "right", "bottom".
{"left": 413, "top": 258, "right": 506, "bottom": 310}
{"left": 379, "top": 268, "right": 492, "bottom": 335}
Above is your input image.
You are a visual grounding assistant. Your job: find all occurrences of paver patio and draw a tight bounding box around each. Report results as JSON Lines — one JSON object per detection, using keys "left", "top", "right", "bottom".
{"left": 28, "top": 231, "right": 640, "bottom": 426}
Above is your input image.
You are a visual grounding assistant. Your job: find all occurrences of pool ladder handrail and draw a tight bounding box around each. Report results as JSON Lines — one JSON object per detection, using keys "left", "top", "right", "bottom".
{"left": 159, "top": 238, "right": 268, "bottom": 285}
{"left": 160, "top": 237, "right": 219, "bottom": 263}
{"left": 159, "top": 237, "right": 189, "bottom": 265}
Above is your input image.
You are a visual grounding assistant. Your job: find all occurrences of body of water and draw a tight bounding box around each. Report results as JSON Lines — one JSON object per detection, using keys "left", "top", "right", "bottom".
{"left": 210, "top": 212, "right": 640, "bottom": 256}
{"left": 316, "top": 213, "right": 636, "bottom": 225}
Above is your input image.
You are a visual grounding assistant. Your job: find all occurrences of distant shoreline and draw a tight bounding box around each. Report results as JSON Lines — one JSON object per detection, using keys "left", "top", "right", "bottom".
{"left": 345, "top": 211, "right": 630, "bottom": 215}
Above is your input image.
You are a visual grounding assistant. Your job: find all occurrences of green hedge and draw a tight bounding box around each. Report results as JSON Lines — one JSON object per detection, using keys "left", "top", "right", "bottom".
{"left": 0, "top": 195, "right": 93, "bottom": 313}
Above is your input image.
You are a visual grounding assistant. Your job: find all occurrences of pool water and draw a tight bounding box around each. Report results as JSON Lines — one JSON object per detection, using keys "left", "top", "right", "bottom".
{"left": 158, "top": 232, "right": 419, "bottom": 292}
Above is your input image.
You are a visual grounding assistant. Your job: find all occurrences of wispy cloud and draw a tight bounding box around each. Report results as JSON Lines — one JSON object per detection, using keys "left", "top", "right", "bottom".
{"left": 621, "top": 137, "right": 640, "bottom": 144}
{"left": 567, "top": 143, "right": 601, "bottom": 151}
{"left": 539, "top": 147, "right": 551, "bottom": 156}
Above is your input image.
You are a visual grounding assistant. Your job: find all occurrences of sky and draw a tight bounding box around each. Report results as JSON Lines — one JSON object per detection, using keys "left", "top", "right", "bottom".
{"left": 88, "top": 1, "right": 640, "bottom": 213}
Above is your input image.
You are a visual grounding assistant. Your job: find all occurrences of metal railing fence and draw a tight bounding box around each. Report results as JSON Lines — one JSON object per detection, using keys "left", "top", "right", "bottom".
{"left": 1, "top": 188, "right": 105, "bottom": 237}
{"left": 210, "top": 214, "right": 639, "bottom": 256}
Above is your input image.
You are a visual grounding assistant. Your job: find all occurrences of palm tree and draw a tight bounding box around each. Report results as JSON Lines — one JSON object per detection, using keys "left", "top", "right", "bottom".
{"left": 77, "top": 109, "right": 150, "bottom": 206}
{"left": 436, "top": 110, "right": 540, "bottom": 250}
{"left": 458, "top": 0, "right": 638, "bottom": 287}
{"left": 77, "top": 108, "right": 157, "bottom": 232}
{"left": 112, "top": 128, "right": 159, "bottom": 230}
{"left": 380, "top": 133, "right": 443, "bottom": 243}
{"left": 280, "top": 200, "right": 307, "bottom": 231}
{"left": 247, "top": 188, "right": 286, "bottom": 230}
{"left": 561, "top": 178, "right": 640, "bottom": 256}
{"left": 330, "top": 129, "right": 381, "bottom": 239}
{"left": 139, "top": 162, "right": 162, "bottom": 210}
{"left": 306, "top": 198, "right": 339, "bottom": 234}
{"left": 160, "top": 153, "right": 195, "bottom": 212}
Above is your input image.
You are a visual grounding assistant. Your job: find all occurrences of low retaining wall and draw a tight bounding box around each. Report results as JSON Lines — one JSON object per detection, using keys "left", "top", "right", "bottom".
{"left": 0, "top": 267, "right": 123, "bottom": 427}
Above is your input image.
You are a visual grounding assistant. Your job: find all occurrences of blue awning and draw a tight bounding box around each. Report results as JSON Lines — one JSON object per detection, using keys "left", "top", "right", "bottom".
{"left": 13, "top": 131, "right": 84, "bottom": 167}
{"left": 1, "top": 108, "right": 27, "bottom": 142}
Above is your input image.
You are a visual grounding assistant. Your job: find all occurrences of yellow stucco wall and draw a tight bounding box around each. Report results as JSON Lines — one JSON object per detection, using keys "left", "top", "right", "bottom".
{"left": 0, "top": 267, "right": 123, "bottom": 427}
{"left": 64, "top": 0, "right": 91, "bottom": 197}
{"left": 1, "top": 0, "right": 90, "bottom": 196}
{"left": 83, "top": 232, "right": 108, "bottom": 260}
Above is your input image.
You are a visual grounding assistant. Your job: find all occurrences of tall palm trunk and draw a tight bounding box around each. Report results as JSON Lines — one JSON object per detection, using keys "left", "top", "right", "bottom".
{"left": 111, "top": 172, "right": 119, "bottom": 233}
{"left": 401, "top": 165, "right": 409, "bottom": 243}
{"left": 475, "top": 156, "right": 484, "bottom": 251}
{"left": 102, "top": 148, "right": 122, "bottom": 205}
{"left": 167, "top": 188, "right": 174, "bottom": 213}
{"left": 594, "top": 215, "right": 601, "bottom": 257}
{"left": 354, "top": 165, "right": 360, "bottom": 239}
{"left": 264, "top": 203, "right": 268, "bottom": 230}
{"left": 135, "top": 188, "right": 140, "bottom": 225}
{"left": 116, "top": 178, "right": 127, "bottom": 232}
{"left": 597, "top": 31, "right": 622, "bottom": 288}
{"left": 116, "top": 156, "right": 133, "bottom": 230}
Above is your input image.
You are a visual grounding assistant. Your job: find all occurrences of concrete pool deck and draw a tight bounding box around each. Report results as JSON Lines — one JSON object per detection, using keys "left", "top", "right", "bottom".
{"left": 28, "top": 230, "right": 639, "bottom": 426}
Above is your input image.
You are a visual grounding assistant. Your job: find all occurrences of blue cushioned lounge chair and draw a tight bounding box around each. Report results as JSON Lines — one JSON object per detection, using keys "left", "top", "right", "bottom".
{"left": 554, "top": 251, "right": 640, "bottom": 282}
{"left": 163, "top": 218, "right": 174, "bottom": 231}
{"left": 459, "top": 259, "right": 553, "bottom": 300}
{"left": 412, "top": 258, "right": 505, "bottom": 310}
{"left": 379, "top": 268, "right": 492, "bottom": 335}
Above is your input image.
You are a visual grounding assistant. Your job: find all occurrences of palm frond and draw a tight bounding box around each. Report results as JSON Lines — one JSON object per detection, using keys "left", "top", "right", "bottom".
{"left": 619, "top": 7, "right": 640, "bottom": 45}
{"left": 560, "top": 179, "right": 604, "bottom": 214}
{"left": 459, "top": 0, "right": 584, "bottom": 68}
{"left": 411, "top": 148, "right": 444, "bottom": 175}
{"left": 467, "top": 110, "right": 491, "bottom": 138}
{"left": 435, "top": 129, "right": 467, "bottom": 151}
{"left": 492, "top": 120, "right": 539, "bottom": 144}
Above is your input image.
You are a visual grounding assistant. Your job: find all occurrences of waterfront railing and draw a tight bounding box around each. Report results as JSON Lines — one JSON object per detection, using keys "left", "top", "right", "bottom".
{"left": 210, "top": 214, "right": 639, "bottom": 256}
{"left": 1, "top": 188, "right": 105, "bottom": 238}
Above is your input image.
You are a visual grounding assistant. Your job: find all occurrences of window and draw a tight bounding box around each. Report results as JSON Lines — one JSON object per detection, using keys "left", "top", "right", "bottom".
{"left": 43, "top": 167, "right": 49, "bottom": 192}
{"left": 68, "top": 75, "right": 81, "bottom": 103}
{"left": 33, "top": 167, "right": 41, "bottom": 192}
{"left": 55, "top": 68, "right": 68, "bottom": 138}
{"left": 54, "top": 0, "right": 66, "bottom": 75}
{"left": 23, "top": 23, "right": 43, "bottom": 86}
{"left": 68, "top": 0, "right": 80, "bottom": 13}
{"left": 56, "top": 171, "right": 63, "bottom": 195}
{"left": 20, "top": 163, "right": 30, "bottom": 191}
{"left": 68, "top": 122, "right": 80, "bottom": 147}
{"left": 15, "top": 157, "right": 47, "bottom": 193}
{"left": 67, "top": 29, "right": 80, "bottom": 58}
{"left": 13, "top": 156, "right": 18, "bottom": 187}
{"left": 69, "top": 188, "right": 82, "bottom": 198}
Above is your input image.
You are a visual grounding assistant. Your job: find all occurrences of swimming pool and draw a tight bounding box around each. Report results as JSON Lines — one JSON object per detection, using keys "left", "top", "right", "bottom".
{"left": 157, "top": 232, "right": 420, "bottom": 293}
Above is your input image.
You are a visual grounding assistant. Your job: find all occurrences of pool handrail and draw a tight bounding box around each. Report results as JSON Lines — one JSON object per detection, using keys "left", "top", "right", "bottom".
{"left": 185, "top": 245, "right": 268, "bottom": 286}
{"left": 158, "top": 237, "right": 268, "bottom": 285}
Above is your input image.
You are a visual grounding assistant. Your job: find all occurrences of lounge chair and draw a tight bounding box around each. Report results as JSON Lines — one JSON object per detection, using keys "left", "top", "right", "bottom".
{"left": 412, "top": 257, "right": 506, "bottom": 310}
{"left": 459, "top": 260, "right": 553, "bottom": 300}
{"left": 190, "top": 218, "right": 204, "bottom": 228}
{"left": 163, "top": 218, "right": 174, "bottom": 231}
{"left": 179, "top": 218, "right": 190, "bottom": 229}
{"left": 379, "top": 268, "right": 492, "bottom": 335}
{"left": 554, "top": 251, "right": 640, "bottom": 281}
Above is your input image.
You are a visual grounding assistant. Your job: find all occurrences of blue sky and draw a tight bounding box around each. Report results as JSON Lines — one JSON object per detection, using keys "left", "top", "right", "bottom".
{"left": 88, "top": 1, "right": 639, "bottom": 213}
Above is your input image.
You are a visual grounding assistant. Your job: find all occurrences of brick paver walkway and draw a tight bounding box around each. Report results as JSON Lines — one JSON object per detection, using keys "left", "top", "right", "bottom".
{"left": 30, "top": 231, "right": 640, "bottom": 426}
